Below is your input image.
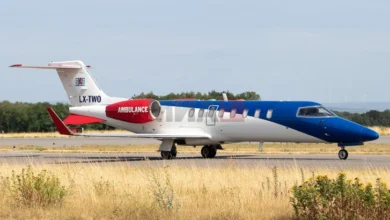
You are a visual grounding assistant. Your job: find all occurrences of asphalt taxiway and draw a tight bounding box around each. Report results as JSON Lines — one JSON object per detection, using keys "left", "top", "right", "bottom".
{"left": 0, "top": 137, "right": 389, "bottom": 169}
{"left": 0, "top": 152, "right": 389, "bottom": 169}
{"left": 0, "top": 135, "right": 389, "bottom": 147}
{"left": 0, "top": 137, "right": 159, "bottom": 147}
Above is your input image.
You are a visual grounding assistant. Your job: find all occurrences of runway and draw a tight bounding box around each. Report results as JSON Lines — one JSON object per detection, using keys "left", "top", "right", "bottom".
{"left": 1, "top": 135, "right": 389, "bottom": 147}
{"left": 0, "top": 152, "right": 389, "bottom": 169}
{"left": 0, "top": 137, "right": 389, "bottom": 169}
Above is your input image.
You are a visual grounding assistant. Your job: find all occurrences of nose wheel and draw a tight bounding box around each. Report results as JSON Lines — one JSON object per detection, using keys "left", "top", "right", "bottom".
{"left": 338, "top": 149, "right": 348, "bottom": 160}
{"left": 161, "top": 145, "right": 177, "bottom": 159}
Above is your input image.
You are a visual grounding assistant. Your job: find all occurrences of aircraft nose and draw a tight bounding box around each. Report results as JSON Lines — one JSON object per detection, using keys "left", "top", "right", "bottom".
{"left": 360, "top": 127, "right": 379, "bottom": 142}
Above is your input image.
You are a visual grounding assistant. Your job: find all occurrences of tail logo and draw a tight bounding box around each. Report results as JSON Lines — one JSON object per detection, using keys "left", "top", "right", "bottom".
{"left": 75, "top": 78, "right": 85, "bottom": 86}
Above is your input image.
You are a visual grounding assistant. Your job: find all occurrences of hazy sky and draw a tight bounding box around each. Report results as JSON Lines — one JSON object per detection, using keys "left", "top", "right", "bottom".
{"left": 1, "top": 0, "right": 390, "bottom": 103}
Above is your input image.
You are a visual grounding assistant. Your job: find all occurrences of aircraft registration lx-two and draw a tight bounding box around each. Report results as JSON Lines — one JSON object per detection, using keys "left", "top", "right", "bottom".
{"left": 10, "top": 61, "right": 379, "bottom": 160}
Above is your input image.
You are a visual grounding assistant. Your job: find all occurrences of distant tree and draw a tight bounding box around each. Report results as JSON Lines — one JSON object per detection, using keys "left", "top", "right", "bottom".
{"left": 132, "top": 90, "right": 261, "bottom": 100}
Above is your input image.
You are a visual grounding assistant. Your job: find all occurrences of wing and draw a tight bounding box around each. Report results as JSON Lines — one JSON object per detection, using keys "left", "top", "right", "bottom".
{"left": 47, "top": 108, "right": 211, "bottom": 139}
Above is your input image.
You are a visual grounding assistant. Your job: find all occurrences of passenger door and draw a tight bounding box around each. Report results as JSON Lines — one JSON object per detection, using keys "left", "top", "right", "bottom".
{"left": 206, "top": 105, "right": 218, "bottom": 126}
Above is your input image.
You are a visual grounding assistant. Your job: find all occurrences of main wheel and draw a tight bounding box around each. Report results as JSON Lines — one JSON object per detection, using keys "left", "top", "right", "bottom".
{"left": 171, "top": 145, "right": 177, "bottom": 158}
{"left": 201, "top": 145, "right": 217, "bottom": 158}
{"left": 161, "top": 151, "right": 173, "bottom": 159}
{"left": 338, "top": 149, "right": 348, "bottom": 160}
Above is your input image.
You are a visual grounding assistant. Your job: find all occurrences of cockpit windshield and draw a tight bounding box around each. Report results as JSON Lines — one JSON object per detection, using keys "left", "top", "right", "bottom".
{"left": 297, "top": 106, "right": 335, "bottom": 117}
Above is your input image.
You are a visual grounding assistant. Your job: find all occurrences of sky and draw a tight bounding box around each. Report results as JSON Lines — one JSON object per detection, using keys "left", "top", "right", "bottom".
{"left": 1, "top": 0, "right": 390, "bottom": 103}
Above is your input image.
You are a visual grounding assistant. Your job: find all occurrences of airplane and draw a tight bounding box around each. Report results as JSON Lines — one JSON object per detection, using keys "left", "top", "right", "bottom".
{"left": 10, "top": 60, "right": 379, "bottom": 160}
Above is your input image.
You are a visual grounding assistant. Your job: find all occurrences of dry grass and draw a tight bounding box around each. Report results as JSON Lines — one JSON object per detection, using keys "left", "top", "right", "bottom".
{"left": 0, "top": 162, "right": 388, "bottom": 219}
{"left": 0, "top": 130, "right": 132, "bottom": 138}
{"left": 0, "top": 132, "right": 66, "bottom": 138}
{"left": 371, "top": 126, "right": 390, "bottom": 136}
{"left": 2, "top": 143, "right": 390, "bottom": 155}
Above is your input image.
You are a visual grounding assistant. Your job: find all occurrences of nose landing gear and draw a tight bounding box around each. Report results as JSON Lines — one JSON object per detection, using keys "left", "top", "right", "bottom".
{"left": 161, "top": 145, "right": 177, "bottom": 159}
{"left": 338, "top": 148, "right": 348, "bottom": 160}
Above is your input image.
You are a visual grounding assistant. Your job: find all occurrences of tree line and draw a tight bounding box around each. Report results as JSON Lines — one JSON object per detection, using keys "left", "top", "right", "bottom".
{"left": 0, "top": 91, "right": 260, "bottom": 133}
{"left": 132, "top": 90, "right": 260, "bottom": 100}
{"left": 334, "top": 110, "right": 390, "bottom": 127}
{"left": 1, "top": 90, "right": 389, "bottom": 133}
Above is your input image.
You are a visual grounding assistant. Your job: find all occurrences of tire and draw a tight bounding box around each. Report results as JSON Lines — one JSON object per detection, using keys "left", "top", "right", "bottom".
{"left": 201, "top": 145, "right": 217, "bottom": 158}
{"left": 338, "top": 149, "right": 348, "bottom": 160}
{"left": 171, "top": 145, "right": 177, "bottom": 158}
{"left": 209, "top": 147, "right": 217, "bottom": 158}
{"left": 161, "top": 151, "right": 173, "bottom": 159}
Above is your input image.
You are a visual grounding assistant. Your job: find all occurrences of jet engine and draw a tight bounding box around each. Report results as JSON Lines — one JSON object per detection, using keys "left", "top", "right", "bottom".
{"left": 106, "top": 99, "right": 161, "bottom": 123}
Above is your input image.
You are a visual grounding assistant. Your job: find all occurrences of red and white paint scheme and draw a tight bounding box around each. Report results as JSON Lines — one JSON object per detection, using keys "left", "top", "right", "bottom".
{"left": 10, "top": 60, "right": 379, "bottom": 160}
{"left": 106, "top": 99, "right": 161, "bottom": 124}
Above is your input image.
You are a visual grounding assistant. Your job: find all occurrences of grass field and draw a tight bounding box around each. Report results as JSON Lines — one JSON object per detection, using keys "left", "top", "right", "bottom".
{"left": 0, "top": 132, "right": 389, "bottom": 219}
{"left": 0, "top": 163, "right": 388, "bottom": 219}
{"left": 371, "top": 126, "right": 390, "bottom": 136}
{"left": 1, "top": 143, "right": 390, "bottom": 155}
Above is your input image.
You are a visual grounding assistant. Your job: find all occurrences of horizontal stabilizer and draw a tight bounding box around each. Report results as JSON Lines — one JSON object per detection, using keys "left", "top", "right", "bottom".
{"left": 9, "top": 63, "right": 92, "bottom": 69}
{"left": 10, "top": 64, "right": 80, "bottom": 69}
{"left": 63, "top": 114, "right": 105, "bottom": 125}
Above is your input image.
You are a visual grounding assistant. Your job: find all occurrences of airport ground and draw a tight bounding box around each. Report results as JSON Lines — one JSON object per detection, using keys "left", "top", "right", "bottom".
{"left": 0, "top": 136, "right": 390, "bottom": 167}
{"left": 0, "top": 137, "right": 389, "bottom": 219}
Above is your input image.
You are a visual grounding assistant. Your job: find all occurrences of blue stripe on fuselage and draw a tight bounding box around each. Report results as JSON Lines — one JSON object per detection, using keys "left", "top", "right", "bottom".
{"left": 160, "top": 100, "right": 320, "bottom": 116}
{"left": 159, "top": 100, "right": 365, "bottom": 143}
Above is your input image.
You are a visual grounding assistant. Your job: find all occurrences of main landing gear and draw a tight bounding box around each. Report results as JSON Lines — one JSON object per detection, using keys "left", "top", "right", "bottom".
{"left": 201, "top": 145, "right": 216, "bottom": 158}
{"left": 338, "top": 148, "right": 348, "bottom": 160}
{"left": 160, "top": 143, "right": 222, "bottom": 159}
{"left": 161, "top": 144, "right": 177, "bottom": 159}
{"left": 201, "top": 145, "right": 222, "bottom": 158}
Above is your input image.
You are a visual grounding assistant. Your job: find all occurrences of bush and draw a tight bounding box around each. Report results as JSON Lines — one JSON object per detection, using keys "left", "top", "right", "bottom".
{"left": 0, "top": 166, "right": 67, "bottom": 207}
{"left": 145, "top": 166, "right": 181, "bottom": 212}
{"left": 290, "top": 173, "right": 390, "bottom": 219}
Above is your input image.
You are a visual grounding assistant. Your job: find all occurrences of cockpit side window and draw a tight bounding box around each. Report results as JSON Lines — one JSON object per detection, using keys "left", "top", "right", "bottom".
{"left": 298, "top": 106, "right": 334, "bottom": 117}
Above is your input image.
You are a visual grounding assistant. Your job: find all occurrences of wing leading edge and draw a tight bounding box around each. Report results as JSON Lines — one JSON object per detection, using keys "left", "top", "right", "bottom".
{"left": 47, "top": 108, "right": 211, "bottom": 139}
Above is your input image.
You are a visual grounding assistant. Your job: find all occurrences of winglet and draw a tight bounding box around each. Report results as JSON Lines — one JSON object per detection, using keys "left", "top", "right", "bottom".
{"left": 47, "top": 108, "right": 74, "bottom": 135}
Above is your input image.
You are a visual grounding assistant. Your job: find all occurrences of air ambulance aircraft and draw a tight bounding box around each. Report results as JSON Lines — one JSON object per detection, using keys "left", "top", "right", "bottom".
{"left": 10, "top": 61, "right": 379, "bottom": 160}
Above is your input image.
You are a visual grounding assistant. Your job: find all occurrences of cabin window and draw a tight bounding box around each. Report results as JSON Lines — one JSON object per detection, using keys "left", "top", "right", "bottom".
{"left": 230, "top": 109, "right": 237, "bottom": 118}
{"left": 298, "top": 106, "right": 334, "bottom": 117}
{"left": 254, "top": 109, "right": 260, "bottom": 118}
{"left": 198, "top": 109, "right": 204, "bottom": 117}
{"left": 219, "top": 109, "right": 225, "bottom": 118}
{"left": 266, "top": 109, "right": 273, "bottom": 119}
{"left": 188, "top": 108, "right": 195, "bottom": 118}
{"left": 242, "top": 109, "right": 248, "bottom": 118}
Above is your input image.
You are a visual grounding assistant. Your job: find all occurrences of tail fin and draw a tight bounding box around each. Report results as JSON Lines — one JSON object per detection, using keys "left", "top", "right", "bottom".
{"left": 10, "top": 60, "right": 126, "bottom": 106}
